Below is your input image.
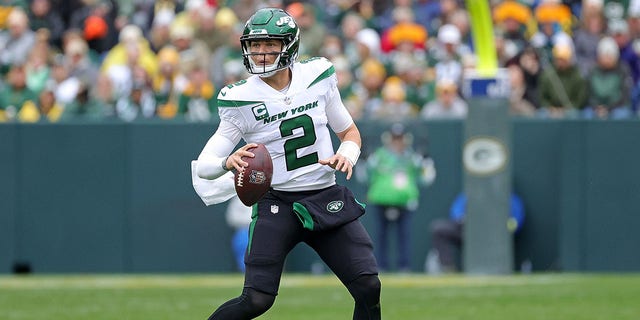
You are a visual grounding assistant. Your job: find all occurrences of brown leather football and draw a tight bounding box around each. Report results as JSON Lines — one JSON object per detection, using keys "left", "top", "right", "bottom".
{"left": 234, "top": 144, "right": 273, "bottom": 206}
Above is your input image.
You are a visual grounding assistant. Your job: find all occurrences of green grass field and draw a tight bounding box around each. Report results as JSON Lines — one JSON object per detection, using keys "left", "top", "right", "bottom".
{"left": 2, "top": 273, "right": 640, "bottom": 319}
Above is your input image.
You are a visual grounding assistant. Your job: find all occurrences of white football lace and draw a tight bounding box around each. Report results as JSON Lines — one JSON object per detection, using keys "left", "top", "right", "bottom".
{"left": 236, "top": 171, "right": 244, "bottom": 187}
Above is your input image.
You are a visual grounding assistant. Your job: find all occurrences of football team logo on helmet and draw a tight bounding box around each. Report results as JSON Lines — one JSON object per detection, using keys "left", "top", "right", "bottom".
{"left": 327, "top": 201, "right": 344, "bottom": 213}
{"left": 275, "top": 16, "right": 296, "bottom": 28}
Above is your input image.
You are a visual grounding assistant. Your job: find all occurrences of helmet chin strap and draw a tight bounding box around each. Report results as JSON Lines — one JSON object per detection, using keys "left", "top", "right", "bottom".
{"left": 247, "top": 51, "right": 285, "bottom": 77}
{"left": 258, "top": 70, "right": 278, "bottom": 78}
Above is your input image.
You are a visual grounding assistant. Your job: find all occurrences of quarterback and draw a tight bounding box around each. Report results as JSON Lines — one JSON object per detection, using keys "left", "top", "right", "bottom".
{"left": 196, "top": 7, "right": 381, "bottom": 320}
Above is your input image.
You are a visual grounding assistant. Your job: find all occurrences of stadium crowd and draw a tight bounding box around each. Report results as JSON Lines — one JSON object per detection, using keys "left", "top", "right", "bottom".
{"left": 1, "top": 0, "right": 640, "bottom": 123}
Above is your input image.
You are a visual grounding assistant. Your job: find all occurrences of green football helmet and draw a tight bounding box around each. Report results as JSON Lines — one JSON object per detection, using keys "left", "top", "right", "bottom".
{"left": 240, "top": 8, "right": 300, "bottom": 76}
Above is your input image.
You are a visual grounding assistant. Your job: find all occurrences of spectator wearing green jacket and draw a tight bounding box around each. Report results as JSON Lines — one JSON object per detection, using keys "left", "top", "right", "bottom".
{"left": 584, "top": 36, "right": 634, "bottom": 119}
{"left": 538, "top": 42, "right": 588, "bottom": 118}
{"left": 361, "top": 123, "right": 436, "bottom": 272}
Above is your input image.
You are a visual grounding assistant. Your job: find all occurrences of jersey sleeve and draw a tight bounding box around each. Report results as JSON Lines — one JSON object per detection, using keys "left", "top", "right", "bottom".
{"left": 325, "top": 72, "right": 354, "bottom": 133}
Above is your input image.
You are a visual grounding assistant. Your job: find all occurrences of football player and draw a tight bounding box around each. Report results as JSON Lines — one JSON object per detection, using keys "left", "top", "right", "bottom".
{"left": 195, "top": 7, "right": 381, "bottom": 320}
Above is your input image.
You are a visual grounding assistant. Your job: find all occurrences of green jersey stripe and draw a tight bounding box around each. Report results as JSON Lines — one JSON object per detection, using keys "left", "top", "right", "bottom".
{"left": 218, "top": 99, "right": 262, "bottom": 108}
{"left": 307, "top": 66, "right": 335, "bottom": 89}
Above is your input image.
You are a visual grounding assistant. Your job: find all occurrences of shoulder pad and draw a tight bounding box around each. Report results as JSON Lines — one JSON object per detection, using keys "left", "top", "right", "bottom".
{"left": 217, "top": 78, "right": 262, "bottom": 108}
{"left": 296, "top": 57, "right": 336, "bottom": 89}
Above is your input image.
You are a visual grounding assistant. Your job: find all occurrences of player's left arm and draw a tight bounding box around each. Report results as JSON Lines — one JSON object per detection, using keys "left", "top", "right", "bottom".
{"left": 319, "top": 73, "right": 361, "bottom": 180}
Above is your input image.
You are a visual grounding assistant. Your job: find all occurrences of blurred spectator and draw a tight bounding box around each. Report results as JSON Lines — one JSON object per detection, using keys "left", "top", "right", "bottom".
{"left": 0, "top": 7, "right": 36, "bottom": 74}
{"left": 18, "top": 83, "right": 63, "bottom": 122}
{"left": 373, "top": 0, "right": 414, "bottom": 33}
{"left": 380, "top": 6, "right": 427, "bottom": 53}
{"left": 177, "top": 61, "right": 217, "bottom": 122}
{"left": 339, "top": 12, "right": 366, "bottom": 67}
{"left": 61, "top": 82, "right": 108, "bottom": 121}
{"left": 101, "top": 24, "right": 158, "bottom": 84}
{"left": 414, "top": 0, "right": 442, "bottom": 33}
{"left": 168, "top": 21, "right": 211, "bottom": 75}
{"left": 495, "top": 28, "right": 522, "bottom": 67}
{"left": 534, "top": 0, "right": 574, "bottom": 33}
{"left": 319, "top": 32, "right": 344, "bottom": 61}
{"left": 153, "top": 46, "right": 184, "bottom": 120}
{"left": 361, "top": 123, "right": 436, "bottom": 272}
{"left": 92, "top": 73, "right": 116, "bottom": 117}
{"left": 148, "top": 8, "right": 175, "bottom": 52}
{"left": 573, "top": 3, "right": 606, "bottom": 77}
{"left": 420, "top": 77, "right": 468, "bottom": 119}
{"left": 34, "top": 84, "right": 63, "bottom": 122}
{"left": 506, "top": 63, "right": 537, "bottom": 117}
{"left": 64, "top": 36, "right": 99, "bottom": 85}
{"left": 209, "top": 22, "right": 244, "bottom": 91}
{"left": 434, "top": 0, "right": 462, "bottom": 33}
{"left": 530, "top": 0, "right": 574, "bottom": 58}
{"left": 514, "top": 46, "right": 542, "bottom": 109}
{"left": 103, "top": 28, "right": 156, "bottom": 104}
{"left": 0, "top": 64, "right": 37, "bottom": 122}
{"left": 61, "top": 28, "right": 100, "bottom": 62}
{"left": 368, "top": 76, "right": 419, "bottom": 121}
{"left": 427, "top": 192, "right": 525, "bottom": 274}
{"left": 448, "top": 9, "right": 473, "bottom": 52}
{"left": 628, "top": 0, "right": 640, "bottom": 38}
{"left": 27, "top": 0, "right": 64, "bottom": 48}
{"left": 128, "top": 0, "right": 180, "bottom": 35}
{"left": 352, "top": 57, "right": 387, "bottom": 119}
{"left": 221, "top": 59, "right": 248, "bottom": 88}
{"left": 352, "top": 28, "right": 382, "bottom": 70}
{"left": 112, "top": 0, "right": 133, "bottom": 31}
{"left": 608, "top": 18, "right": 640, "bottom": 87}
{"left": 0, "top": 0, "right": 28, "bottom": 29}
{"left": 49, "top": 54, "right": 81, "bottom": 106}
{"left": 287, "top": 2, "right": 327, "bottom": 59}
{"left": 607, "top": 19, "right": 640, "bottom": 113}
{"left": 173, "top": 0, "right": 209, "bottom": 30}
{"left": 584, "top": 36, "right": 633, "bottom": 119}
{"left": 538, "top": 42, "right": 588, "bottom": 118}
{"left": 196, "top": 6, "right": 238, "bottom": 54}
{"left": 332, "top": 55, "right": 361, "bottom": 119}
{"left": 104, "top": 41, "right": 137, "bottom": 98}
{"left": 602, "top": 0, "right": 626, "bottom": 20}
{"left": 428, "top": 24, "right": 467, "bottom": 87}
{"left": 70, "top": 0, "right": 119, "bottom": 54}
{"left": 392, "top": 52, "right": 434, "bottom": 111}
{"left": 493, "top": 0, "right": 533, "bottom": 60}
{"left": 229, "top": 0, "right": 265, "bottom": 24}
{"left": 24, "top": 29, "right": 52, "bottom": 95}
{"left": 115, "top": 80, "right": 156, "bottom": 122}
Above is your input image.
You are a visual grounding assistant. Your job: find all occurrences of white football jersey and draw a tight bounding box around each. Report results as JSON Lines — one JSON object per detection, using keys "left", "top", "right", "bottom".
{"left": 217, "top": 57, "right": 353, "bottom": 192}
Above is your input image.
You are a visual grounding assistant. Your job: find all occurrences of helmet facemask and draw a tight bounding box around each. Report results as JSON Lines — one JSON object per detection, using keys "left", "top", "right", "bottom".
{"left": 240, "top": 8, "right": 300, "bottom": 77}
{"left": 242, "top": 39, "right": 289, "bottom": 77}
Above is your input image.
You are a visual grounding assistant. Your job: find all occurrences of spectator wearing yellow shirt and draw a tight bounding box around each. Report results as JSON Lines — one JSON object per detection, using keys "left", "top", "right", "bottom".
{"left": 100, "top": 24, "right": 158, "bottom": 81}
{"left": 0, "top": 64, "right": 37, "bottom": 122}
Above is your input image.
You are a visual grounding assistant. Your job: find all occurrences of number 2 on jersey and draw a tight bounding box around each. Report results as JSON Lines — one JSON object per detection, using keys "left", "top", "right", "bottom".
{"left": 280, "top": 115, "right": 318, "bottom": 171}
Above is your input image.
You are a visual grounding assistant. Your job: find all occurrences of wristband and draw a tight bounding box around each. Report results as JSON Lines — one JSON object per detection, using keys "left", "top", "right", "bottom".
{"left": 337, "top": 141, "right": 361, "bottom": 166}
{"left": 221, "top": 156, "right": 230, "bottom": 171}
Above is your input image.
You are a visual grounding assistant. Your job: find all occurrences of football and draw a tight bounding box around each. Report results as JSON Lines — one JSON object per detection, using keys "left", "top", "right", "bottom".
{"left": 234, "top": 143, "right": 273, "bottom": 206}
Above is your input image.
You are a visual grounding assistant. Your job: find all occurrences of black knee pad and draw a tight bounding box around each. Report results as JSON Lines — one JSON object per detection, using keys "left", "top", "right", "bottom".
{"left": 208, "top": 288, "right": 276, "bottom": 320}
{"left": 347, "top": 274, "right": 381, "bottom": 305}
{"left": 347, "top": 275, "right": 381, "bottom": 320}
{"left": 244, "top": 287, "right": 276, "bottom": 314}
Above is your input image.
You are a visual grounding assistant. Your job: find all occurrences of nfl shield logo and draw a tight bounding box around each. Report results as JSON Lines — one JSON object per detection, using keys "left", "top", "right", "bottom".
{"left": 270, "top": 205, "right": 279, "bottom": 214}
